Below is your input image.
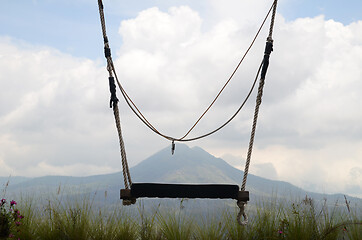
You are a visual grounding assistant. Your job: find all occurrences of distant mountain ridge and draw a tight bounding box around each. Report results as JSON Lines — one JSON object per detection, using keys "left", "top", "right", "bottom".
{"left": 131, "top": 144, "right": 241, "bottom": 184}
{"left": 130, "top": 145, "right": 304, "bottom": 197}
{"left": 1, "top": 144, "right": 360, "bottom": 207}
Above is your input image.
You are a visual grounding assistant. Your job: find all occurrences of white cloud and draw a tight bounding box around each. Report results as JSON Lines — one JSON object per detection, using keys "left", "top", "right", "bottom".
{"left": 0, "top": 37, "right": 119, "bottom": 175}
{"left": 251, "top": 162, "right": 278, "bottom": 181}
{"left": 119, "top": 6, "right": 202, "bottom": 52}
{"left": 24, "top": 161, "right": 117, "bottom": 177}
{"left": 248, "top": 141, "right": 362, "bottom": 197}
{"left": 0, "top": 3, "right": 361, "bottom": 197}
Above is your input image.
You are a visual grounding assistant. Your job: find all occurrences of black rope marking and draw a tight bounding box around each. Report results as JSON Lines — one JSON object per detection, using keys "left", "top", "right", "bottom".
{"left": 261, "top": 40, "right": 273, "bottom": 79}
{"left": 104, "top": 46, "right": 111, "bottom": 58}
{"left": 171, "top": 140, "right": 176, "bottom": 155}
{"left": 109, "top": 76, "right": 119, "bottom": 108}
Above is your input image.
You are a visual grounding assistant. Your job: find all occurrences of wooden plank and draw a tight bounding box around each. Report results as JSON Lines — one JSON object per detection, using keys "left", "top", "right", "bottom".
{"left": 120, "top": 183, "right": 249, "bottom": 201}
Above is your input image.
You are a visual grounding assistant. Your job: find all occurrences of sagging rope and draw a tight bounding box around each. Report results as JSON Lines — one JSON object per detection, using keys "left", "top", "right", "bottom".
{"left": 237, "top": 0, "right": 278, "bottom": 226}
{"left": 97, "top": 0, "right": 277, "bottom": 144}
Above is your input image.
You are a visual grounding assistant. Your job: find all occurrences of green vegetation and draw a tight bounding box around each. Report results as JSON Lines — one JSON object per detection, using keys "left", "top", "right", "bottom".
{"left": 1, "top": 187, "right": 361, "bottom": 239}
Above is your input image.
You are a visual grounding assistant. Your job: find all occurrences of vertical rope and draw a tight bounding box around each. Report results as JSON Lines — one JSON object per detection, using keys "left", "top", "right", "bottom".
{"left": 238, "top": 0, "right": 278, "bottom": 225}
{"left": 241, "top": 78, "right": 265, "bottom": 191}
{"left": 268, "top": 0, "right": 278, "bottom": 40}
{"left": 113, "top": 103, "right": 132, "bottom": 188}
{"left": 237, "top": 76, "right": 265, "bottom": 226}
{"left": 98, "top": 0, "right": 132, "bottom": 192}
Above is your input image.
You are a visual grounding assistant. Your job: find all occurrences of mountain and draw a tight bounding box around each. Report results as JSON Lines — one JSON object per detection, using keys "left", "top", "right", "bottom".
{"left": 132, "top": 144, "right": 241, "bottom": 184}
{"left": 131, "top": 144, "right": 305, "bottom": 198}
{"left": 131, "top": 144, "right": 344, "bottom": 202}
{"left": 1, "top": 144, "right": 360, "bottom": 209}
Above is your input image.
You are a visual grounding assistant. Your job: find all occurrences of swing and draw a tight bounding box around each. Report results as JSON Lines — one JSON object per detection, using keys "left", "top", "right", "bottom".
{"left": 121, "top": 183, "right": 249, "bottom": 202}
{"left": 97, "top": 0, "right": 278, "bottom": 225}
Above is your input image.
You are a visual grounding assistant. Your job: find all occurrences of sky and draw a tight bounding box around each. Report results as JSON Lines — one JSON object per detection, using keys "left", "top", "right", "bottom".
{"left": 0, "top": 0, "right": 361, "bottom": 198}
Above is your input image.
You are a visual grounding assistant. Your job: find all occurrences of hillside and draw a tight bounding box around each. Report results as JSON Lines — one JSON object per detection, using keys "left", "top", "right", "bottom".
{"left": 1, "top": 144, "right": 360, "bottom": 208}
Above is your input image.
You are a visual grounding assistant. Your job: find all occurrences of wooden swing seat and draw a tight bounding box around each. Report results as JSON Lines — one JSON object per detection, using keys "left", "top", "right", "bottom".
{"left": 120, "top": 183, "right": 249, "bottom": 201}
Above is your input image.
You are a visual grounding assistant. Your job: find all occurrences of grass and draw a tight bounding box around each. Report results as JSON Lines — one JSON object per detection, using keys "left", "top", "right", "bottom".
{"left": 1, "top": 188, "right": 361, "bottom": 240}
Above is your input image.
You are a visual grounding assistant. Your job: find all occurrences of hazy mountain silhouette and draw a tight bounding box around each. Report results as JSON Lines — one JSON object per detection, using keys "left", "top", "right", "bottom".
{"left": 131, "top": 144, "right": 308, "bottom": 199}
{"left": 1, "top": 144, "right": 360, "bottom": 206}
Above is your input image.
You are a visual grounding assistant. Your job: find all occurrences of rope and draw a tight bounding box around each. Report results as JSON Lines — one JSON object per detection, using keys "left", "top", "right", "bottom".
{"left": 99, "top": 0, "right": 277, "bottom": 143}
{"left": 241, "top": 75, "right": 266, "bottom": 192}
{"left": 237, "top": 0, "right": 278, "bottom": 226}
{"left": 113, "top": 103, "right": 132, "bottom": 188}
{"left": 177, "top": 1, "right": 277, "bottom": 141}
{"left": 98, "top": 0, "right": 132, "bottom": 193}
{"left": 237, "top": 200, "right": 248, "bottom": 225}
{"left": 115, "top": 58, "right": 262, "bottom": 143}
{"left": 268, "top": 0, "right": 278, "bottom": 41}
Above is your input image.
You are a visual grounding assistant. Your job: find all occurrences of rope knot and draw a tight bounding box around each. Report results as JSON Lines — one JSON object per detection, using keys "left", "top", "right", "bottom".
{"left": 237, "top": 201, "right": 248, "bottom": 225}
